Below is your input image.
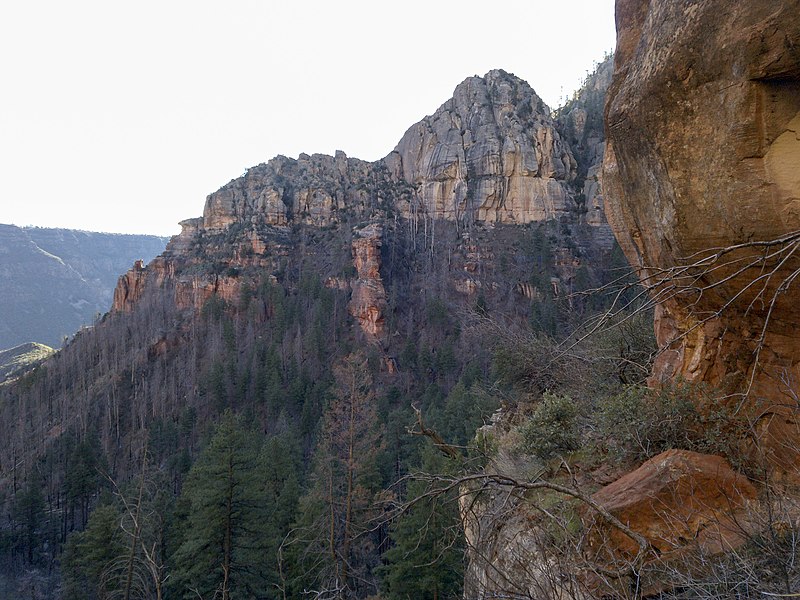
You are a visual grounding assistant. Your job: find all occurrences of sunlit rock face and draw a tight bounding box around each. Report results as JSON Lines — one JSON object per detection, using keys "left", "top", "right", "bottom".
{"left": 385, "top": 69, "right": 578, "bottom": 224}
{"left": 113, "top": 66, "right": 618, "bottom": 347}
{"left": 201, "top": 152, "right": 378, "bottom": 230}
{"left": 603, "top": 0, "right": 800, "bottom": 472}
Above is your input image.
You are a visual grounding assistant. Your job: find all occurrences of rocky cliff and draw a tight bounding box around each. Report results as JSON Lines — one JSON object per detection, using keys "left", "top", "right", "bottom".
{"left": 111, "top": 66, "right": 615, "bottom": 342}
{"left": 462, "top": 4, "right": 800, "bottom": 597}
{"left": 557, "top": 57, "right": 614, "bottom": 234}
{"left": 0, "top": 55, "right": 642, "bottom": 600}
{"left": 385, "top": 70, "right": 577, "bottom": 224}
{"left": 604, "top": 0, "right": 800, "bottom": 472}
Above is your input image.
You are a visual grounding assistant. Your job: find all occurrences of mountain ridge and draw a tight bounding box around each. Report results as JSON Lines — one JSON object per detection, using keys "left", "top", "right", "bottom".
{"left": 0, "top": 225, "right": 169, "bottom": 348}
{"left": 0, "top": 58, "right": 618, "bottom": 599}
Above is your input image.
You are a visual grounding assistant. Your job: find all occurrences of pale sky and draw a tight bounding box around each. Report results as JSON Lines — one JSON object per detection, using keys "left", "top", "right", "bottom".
{"left": 0, "top": 1, "right": 616, "bottom": 236}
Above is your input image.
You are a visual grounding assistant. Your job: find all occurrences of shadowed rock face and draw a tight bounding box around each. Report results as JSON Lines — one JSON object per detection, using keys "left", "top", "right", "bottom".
{"left": 604, "top": 0, "right": 800, "bottom": 471}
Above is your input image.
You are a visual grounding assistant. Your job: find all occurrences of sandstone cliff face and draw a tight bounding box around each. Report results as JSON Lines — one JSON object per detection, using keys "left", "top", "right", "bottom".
{"left": 112, "top": 67, "right": 615, "bottom": 341}
{"left": 557, "top": 56, "right": 614, "bottom": 233}
{"left": 348, "top": 224, "right": 387, "bottom": 340}
{"left": 202, "top": 151, "right": 384, "bottom": 230}
{"left": 199, "top": 70, "right": 604, "bottom": 233}
{"left": 112, "top": 259, "right": 149, "bottom": 313}
{"left": 603, "top": 0, "right": 800, "bottom": 472}
{"left": 386, "top": 70, "right": 577, "bottom": 224}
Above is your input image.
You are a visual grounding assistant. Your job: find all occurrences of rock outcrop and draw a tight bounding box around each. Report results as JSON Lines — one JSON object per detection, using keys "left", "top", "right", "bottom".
{"left": 111, "top": 67, "right": 616, "bottom": 341}
{"left": 587, "top": 449, "right": 756, "bottom": 595}
{"left": 386, "top": 70, "right": 577, "bottom": 224}
{"left": 190, "top": 69, "right": 610, "bottom": 235}
{"left": 112, "top": 259, "right": 149, "bottom": 313}
{"left": 603, "top": 0, "right": 800, "bottom": 473}
{"left": 348, "top": 224, "right": 387, "bottom": 340}
{"left": 202, "top": 151, "right": 382, "bottom": 230}
{"left": 557, "top": 56, "right": 614, "bottom": 235}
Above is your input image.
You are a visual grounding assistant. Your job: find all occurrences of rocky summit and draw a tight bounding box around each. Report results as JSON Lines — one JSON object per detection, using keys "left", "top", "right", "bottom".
{"left": 188, "top": 68, "right": 614, "bottom": 241}
{"left": 112, "top": 64, "right": 615, "bottom": 341}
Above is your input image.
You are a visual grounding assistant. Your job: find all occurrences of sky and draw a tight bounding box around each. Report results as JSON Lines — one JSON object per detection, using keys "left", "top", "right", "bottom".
{"left": 0, "top": 1, "right": 616, "bottom": 236}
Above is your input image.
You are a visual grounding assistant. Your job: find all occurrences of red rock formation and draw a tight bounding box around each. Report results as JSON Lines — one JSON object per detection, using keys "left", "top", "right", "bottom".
{"left": 174, "top": 275, "right": 242, "bottom": 312}
{"left": 582, "top": 450, "right": 758, "bottom": 596}
{"left": 604, "top": 0, "right": 800, "bottom": 473}
{"left": 348, "top": 224, "right": 387, "bottom": 340}
{"left": 112, "top": 260, "right": 147, "bottom": 313}
{"left": 587, "top": 449, "right": 756, "bottom": 567}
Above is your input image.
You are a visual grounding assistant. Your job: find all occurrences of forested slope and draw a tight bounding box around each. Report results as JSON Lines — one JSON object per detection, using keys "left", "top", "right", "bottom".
{"left": 0, "top": 60, "right": 619, "bottom": 599}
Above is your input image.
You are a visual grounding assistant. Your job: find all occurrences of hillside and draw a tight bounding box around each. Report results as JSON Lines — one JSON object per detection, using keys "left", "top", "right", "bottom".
{"left": 0, "top": 226, "right": 169, "bottom": 348}
{"left": 0, "top": 343, "right": 54, "bottom": 383}
{"left": 0, "top": 61, "right": 624, "bottom": 599}
{"left": 1, "top": 3, "right": 788, "bottom": 597}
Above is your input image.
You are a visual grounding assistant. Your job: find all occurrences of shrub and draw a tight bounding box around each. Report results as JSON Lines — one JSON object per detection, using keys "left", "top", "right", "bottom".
{"left": 518, "top": 393, "right": 580, "bottom": 462}
{"left": 597, "top": 383, "right": 701, "bottom": 463}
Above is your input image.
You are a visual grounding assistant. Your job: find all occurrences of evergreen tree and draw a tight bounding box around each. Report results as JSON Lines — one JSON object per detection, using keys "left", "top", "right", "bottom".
{"left": 12, "top": 472, "right": 46, "bottom": 565}
{"left": 65, "top": 433, "right": 106, "bottom": 529}
{"left": 169, "top": 411, "right": 265, "bottom": 600}
{"left": 289, "top": 352, "right": 383, "bottom": 598}
{"left": 256, "top": 432, "right": 302, "bottom": 599}
{"left": 61, "top": 502, "right": 126, "bottom": 600}
{"left": 380, "top": 448, "right": 464, "bottom": 600}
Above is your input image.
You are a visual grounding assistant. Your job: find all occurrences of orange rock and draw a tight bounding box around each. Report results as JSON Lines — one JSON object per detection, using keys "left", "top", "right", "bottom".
{"left": 111, "top": 260, "right": 147, "bottom": 313}
{"left": 586, "top": 449, "right": 756, "bottom": 589}
{"left": 348, "top": 224, "right": 387, "bottom": 339}
{"left": 603, "top": 0, "right": 800, "bottom": 474}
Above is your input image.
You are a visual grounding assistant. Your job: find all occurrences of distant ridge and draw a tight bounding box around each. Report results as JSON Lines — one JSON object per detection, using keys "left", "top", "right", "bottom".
{"left": 0, "top": 224, "right": 169, "bottom": 348}
{"left": 0, "top": 342, "right": 54, "bottom": 383}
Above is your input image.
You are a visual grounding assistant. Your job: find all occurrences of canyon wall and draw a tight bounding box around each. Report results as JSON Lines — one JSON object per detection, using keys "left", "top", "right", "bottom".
{"left": 111, "top": 65, "right": 614, "bottom": 341}
{"left": 385, "top": 69, "right": 577, "bottom": 224}
{"left": 604, "top": 0, "right": 800, "bottom": 473}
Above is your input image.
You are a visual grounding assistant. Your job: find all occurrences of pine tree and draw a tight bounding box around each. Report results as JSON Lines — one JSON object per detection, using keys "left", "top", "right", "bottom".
{"left": 61, "top": 503, "right": 126, "bottom": 600}
{"left": 289, "top": 352, "right": 383, "bottom": 598}
{"left": 380, "top": 448, "right": 464, "bottom": 600}
{"left": 256, "top": 432, "right": 301, "bottom": 599}
{"left": 12, "top": 472, "right": 45, "bottom": 565}
{"left": 169, "top": 411, "right": 265, "bottom": 599}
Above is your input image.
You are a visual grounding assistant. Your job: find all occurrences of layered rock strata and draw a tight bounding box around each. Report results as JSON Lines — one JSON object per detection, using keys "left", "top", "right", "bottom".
{"left": 386, "top": 70, "right": 578, "bottom": 224}
{"left": 348, "top": 224, "right": 387, "bottom": 340}
{"left": 111, "top": 67, "right": 615, "bottom": 340}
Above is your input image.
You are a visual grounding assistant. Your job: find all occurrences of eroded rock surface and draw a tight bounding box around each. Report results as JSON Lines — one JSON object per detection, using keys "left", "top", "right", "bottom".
{"left": 557, "top": 56, "right": 614, "bottom": 238}
{"left": 604, "top": 0, "right": 800, "bottom": 471}
{"left": 348, "top": 224, "right": 387, "bottom": 340}
{"left": 111, "top": 66, "right": 615, "bottom": 342}
{"left": 386, "top": 70, "right": 577, "bottom": 224}
{"left": 587, "top": 449, "right": 756, "bottom": 595}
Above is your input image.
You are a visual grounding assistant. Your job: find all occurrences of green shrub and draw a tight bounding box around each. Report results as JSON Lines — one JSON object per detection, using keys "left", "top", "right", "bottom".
{"left": 598, "top": 383, "right": 701, "bottom": 462}
{"left": 518, "top": 392, "right": 580, "bottom": 462}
